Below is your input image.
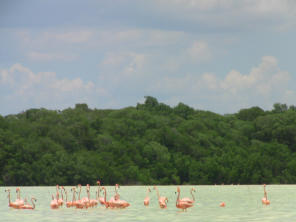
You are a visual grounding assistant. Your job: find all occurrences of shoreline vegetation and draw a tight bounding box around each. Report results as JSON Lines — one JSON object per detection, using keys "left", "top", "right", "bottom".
{"left": 1, "top": 96, "right": 296, "bottom": 186}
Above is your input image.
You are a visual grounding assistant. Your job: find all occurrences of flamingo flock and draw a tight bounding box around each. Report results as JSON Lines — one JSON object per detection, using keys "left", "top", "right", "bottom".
{"left": 5, "top": 188, "right": 36, "bottom": 209}
{"left": 5, "top": 183, "right": 271, "bottom": 211}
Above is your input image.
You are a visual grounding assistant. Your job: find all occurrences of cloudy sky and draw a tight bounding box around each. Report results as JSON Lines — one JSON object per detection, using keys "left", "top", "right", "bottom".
{"left": 1, "top": 0, "right": 296, "bottom": 115}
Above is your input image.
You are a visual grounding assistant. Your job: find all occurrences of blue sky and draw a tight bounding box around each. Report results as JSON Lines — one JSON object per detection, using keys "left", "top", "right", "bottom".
{"left": 1, "top": 0, "right": 296, "bottom": 115}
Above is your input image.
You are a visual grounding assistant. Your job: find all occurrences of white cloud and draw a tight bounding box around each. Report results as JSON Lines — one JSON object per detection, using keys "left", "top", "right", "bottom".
{"left": 149, "top": 56, "right": 292, "bottom": 113}
{"left": 187, "top": 41, "right": 211, "bottom": 62}
{"left": 202, "top": 73, "right": 218, "bottom": 90}
{"left": 219, "top": 56, "right": 290, "bottom": 95}
{"left": 101, "top": 52, "right": 148, "bottom": 79}
{"left": 0, "top": 64, "right": 105, "bottom": 114}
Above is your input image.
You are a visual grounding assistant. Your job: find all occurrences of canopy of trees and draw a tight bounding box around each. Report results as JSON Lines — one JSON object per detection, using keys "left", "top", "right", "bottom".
{"left": 1, "top": 98, "right": 296, "bottom": 186}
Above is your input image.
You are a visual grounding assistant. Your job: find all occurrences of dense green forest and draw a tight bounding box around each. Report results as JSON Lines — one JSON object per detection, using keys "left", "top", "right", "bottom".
{"left": 1, "top": 97, "right": 296, "bottom": 186}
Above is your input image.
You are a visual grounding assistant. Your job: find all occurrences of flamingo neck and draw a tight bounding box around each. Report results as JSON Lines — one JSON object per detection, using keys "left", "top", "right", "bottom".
{"left": 56, "top": 186, "right": 59, "bottom": 199}
{"left": 72, "top": 190, "right": 76, "bottom": 202}
{"left": 78, "top": 187, "right": 81, "bottom": 200}
{"left": 31, "top": 198, "right": 35, "bottom": 209}
{"left": 176, "top": 190, "right": 180, "bottom": 206}
{"left": 65, "top": 190, "right": 68, "bottom": 202}
{"left": 7, "top": 191, "right": 11, "bottom": 205}
{"left": 264, "top": 187, "right": 267, "bottom": 199}
{"left": 155, "top": 188, "right": 160, "bottom": 199}
{"left": 103, "top": 188, "right": 107, "bottom": 202}
{"left": 97, "top": 184, "right": 101, "bottom": 198}
{"left": 87, "top": 190, "right": 90, "bottom": 200}
{"left": 191, "top": 190, "right": 195, "bottom": 201}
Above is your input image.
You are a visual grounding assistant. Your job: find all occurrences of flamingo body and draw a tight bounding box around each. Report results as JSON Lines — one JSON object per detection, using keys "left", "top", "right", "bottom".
{"left": 20, "top": 198, "right": 36, "bottom": 210}
{"left": 220, "top": 202, "right": 226, "bottom": 207}
{"left": 176, "top": 187, "right": 193, "bottom": 211}
{"left": 144, "top": 197, "right": 150, "bottom": 206}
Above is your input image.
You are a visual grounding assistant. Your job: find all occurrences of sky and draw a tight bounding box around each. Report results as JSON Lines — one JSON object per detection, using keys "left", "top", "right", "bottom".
{"left": 1, "top": 0, "right": 296, "bottom": 115}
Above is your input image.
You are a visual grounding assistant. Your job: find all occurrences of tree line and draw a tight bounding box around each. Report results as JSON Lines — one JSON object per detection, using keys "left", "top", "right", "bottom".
{"left": 1, "top": 97, "right": 296, "bottom": 186}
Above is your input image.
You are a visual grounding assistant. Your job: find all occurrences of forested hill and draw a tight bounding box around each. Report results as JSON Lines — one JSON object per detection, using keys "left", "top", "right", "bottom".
{"left": 1, "top": 97, "right": 296, "bottom": 186}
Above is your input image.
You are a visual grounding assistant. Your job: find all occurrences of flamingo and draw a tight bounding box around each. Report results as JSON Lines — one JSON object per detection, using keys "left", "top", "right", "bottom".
{"left": 107, "top": 184, "right": 129, "bottom": 208}
{"left": 144, "top": 188, "right": 151, "bottom": 206}
{"left": 83, "top": 185, "right": 91, "bottom": 208}
{"left": 97, "top": 181, "right": 105, "bottom": 205}
{"left": 75, "top": 184, "right": 85, "bottom": 209}
{"left": 15, "top": 187, "right": 24, "bottom": 208}
{"left": 50, "top": 194, "right": 59, "bottom": 209}
{"left": 56, "top": 185, "right": 64, "bottom": 206}
{"left": 101, "top": 186, "right": 129, "bottom": 209}
{"left": 108, "top": 184, "right": 119, "bottom": 208}
{"left": 88, "top": 185, "right": 98, "bottom": 207}
{"left": 262, "top": 184, "right": 270, "bottom": 205}
{"left": 101, "top": 187, "right": 110, "bottom": 208}
{"left": 71, "top": 187, "right": 77, "bottom": 207}
{"left": 220, "top": 202, "right": 226, "bottom": 207}
{"left": 153, "top": 186, "right": 168, "bottom": 209}
{"left": 113, "top": 199, "right": 130, "bottom": 208}
{"left": 62, "top": 187, "right": 72, "bottom": 208}
{"left": 5, "top": 189, "right": 19, "bottom": 208}
{"left": 176, "top": 187, "right": 193, "bottom": 211}
{"left": 76, "top": 184, "right": 90, "bottom": 209}
{"left": 180, "top": 188, "right": 196, "bottom": 204}
{"left": 20, "top": 197, "right": 37, "bottom": 210}
{"left": 113, "top": 184, "right": 130, "bottom": 208}
{"left": 114, "top": 184, "right": 120, "bottom": 200}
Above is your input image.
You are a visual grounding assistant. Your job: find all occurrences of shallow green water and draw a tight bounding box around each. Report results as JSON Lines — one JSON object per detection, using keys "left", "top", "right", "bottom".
{"left": 1, "top": 185, "right": 295, "bottom": 221}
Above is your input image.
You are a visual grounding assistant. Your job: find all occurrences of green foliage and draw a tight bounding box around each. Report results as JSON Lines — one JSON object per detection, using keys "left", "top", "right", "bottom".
{"left": 1, "top": 99, "right": 296, "bottom": 185}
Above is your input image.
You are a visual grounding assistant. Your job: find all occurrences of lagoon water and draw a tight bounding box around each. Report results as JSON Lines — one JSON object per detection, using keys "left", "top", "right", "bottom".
{"left": 1, "top": 185, "right": 295, "bottom": 222}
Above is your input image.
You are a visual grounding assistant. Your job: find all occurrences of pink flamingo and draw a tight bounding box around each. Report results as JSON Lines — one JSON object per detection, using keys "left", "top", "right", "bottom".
{"left": 180, "top": 188, "right": 196, "bottom": 204}
{"left": 220, "top": 202, "right": 226, "bottom": 207}
{"left": 108, "top": 184, "right": 119, "bottom": 208}
{"left": 113, "top": 199, "right": 130, "bottom": 208}
{"left": 56, "top": 185, "right": 64, "bottom": 206}
{"left": 20, "top": 197, "right": 37, "bottom": 210}
{"left": 144, "top": 188, "right": 151, "bottom": 206}
{"left": 97, "top": 181, "right": 105, "bottom": 205}
{"left": 62, "top": 187, "right": 72, "bottom": 208}
{"left": 101, "top": 187, "right": 110, "bottom": 208}
{"left": 76, "top": 184, "right": 90, "bottom": 209}
{"left": 75, "top": 184, "right": 85, "bottom": 209}
{"left": 71, "top": 187, "right": 77, "bottom": 207}
{"left": 101, "top": 186, "right": 129, "bottom": 209}
{"left": 112, "top": 184, "right": 130, "bottom": 208}
{"left": 114, "top": 184, "right": 120, "bottom": 200}
{"left": 176, "top": 187, "right": 193, "bottom": 211}
{"left": 15, "top": 187, "right": 24, "bottom": 208}
{"left": 88, "top": 185, "right": 98, "bottom": 207}
{"left": 153, "top": 186, "right": 168, "bottom": 209}
{"left": 5, "top": 189, "right": 19, "bottom": 208}
{"left": 83, "top": 185, "right": 91, "bottom": 208}
{"left": 262, "top": 184, "right": 270, "bottom": 205}
{"left": 50, "top": 195, "right": 59, "bottom": 209}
